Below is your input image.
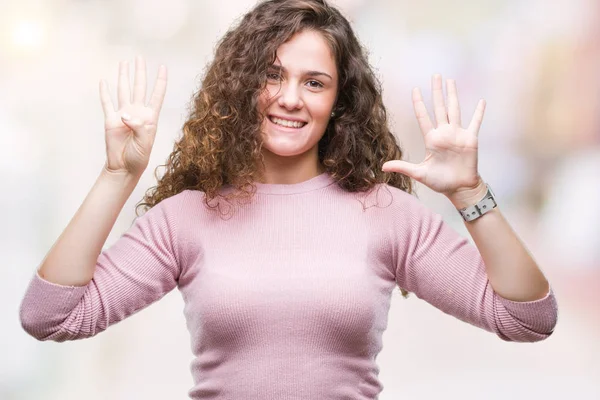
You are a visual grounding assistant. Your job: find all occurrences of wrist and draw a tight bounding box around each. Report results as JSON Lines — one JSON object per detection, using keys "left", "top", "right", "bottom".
{"left": 100, "top": 165, "right": 142, "bottom": 188}
{"left": 446, "top": 178, "right": 488, "bottom": 209}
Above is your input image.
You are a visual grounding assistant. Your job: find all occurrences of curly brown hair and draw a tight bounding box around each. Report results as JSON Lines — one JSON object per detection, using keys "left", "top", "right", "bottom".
{"left": 136, "top": 0, "right": 413, "bottom": 217}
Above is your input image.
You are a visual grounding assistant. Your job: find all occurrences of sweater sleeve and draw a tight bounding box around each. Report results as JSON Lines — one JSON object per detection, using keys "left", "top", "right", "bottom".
{"left": 393, "top": 194, "right": 558, "bottom": 342}
{"left": 19, "top": 197, "right": 182, "bottom": 342}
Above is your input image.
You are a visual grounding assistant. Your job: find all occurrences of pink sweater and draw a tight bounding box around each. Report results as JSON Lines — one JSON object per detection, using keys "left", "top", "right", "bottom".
{"left": 20, "top": 172, "right": 558, "bottom": 399}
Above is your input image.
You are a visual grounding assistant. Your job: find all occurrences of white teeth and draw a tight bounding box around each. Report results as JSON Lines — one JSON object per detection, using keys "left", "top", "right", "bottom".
{"left": 270, "top": 117, "right": 306, "bottom": 128}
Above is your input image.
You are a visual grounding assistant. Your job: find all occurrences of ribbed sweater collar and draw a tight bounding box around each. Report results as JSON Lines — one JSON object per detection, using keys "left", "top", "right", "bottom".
{"left": 253, "top": 172, "right": 336, "bottom": 195}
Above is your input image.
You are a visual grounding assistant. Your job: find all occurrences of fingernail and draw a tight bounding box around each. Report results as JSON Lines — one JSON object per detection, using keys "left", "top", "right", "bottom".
{"left": 121, "top": 113, "right": 131, "bottom": 121}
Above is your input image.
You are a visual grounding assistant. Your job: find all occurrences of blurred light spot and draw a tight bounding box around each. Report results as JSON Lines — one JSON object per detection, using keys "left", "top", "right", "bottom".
{"left": 11, "top": 20, "right": 45, "bottom": 50}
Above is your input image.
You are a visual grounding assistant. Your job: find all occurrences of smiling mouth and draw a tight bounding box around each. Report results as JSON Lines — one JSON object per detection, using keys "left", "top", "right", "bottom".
{"left": 268, "top": 116, "right": 308, "bottom": 129}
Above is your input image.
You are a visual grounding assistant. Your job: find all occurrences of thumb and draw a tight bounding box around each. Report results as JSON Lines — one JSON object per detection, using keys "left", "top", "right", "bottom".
{"left": 121, "top": 113, "right": 144, "bottom": 133}
{"left": 382, "top": 160, "right": 421, "bottom": 179}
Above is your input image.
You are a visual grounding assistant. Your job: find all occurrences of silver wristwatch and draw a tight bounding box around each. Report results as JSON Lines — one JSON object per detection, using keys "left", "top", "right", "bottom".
{"left": 458, "top": 183, "right": 497, "bottom": 222}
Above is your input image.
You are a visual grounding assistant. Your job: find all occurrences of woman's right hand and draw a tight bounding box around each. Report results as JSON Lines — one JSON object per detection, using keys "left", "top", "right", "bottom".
{"left": 100, "top": 56, "right": 168, "bottom": 177}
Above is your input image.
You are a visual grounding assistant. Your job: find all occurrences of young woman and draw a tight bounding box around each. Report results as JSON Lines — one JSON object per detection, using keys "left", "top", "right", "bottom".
{"left": 20, "top": 0, "right": 557, "bottom": 398}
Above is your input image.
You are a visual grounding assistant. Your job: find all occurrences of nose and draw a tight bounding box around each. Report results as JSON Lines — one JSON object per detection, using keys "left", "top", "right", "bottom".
{"left": 277, "top": 82, "right": 304, "bottom": 110}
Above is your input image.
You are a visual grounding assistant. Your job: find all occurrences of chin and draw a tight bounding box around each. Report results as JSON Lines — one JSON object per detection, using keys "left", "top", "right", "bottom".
{"left": 263, "top": 144, "right": 312, "bottom": 158}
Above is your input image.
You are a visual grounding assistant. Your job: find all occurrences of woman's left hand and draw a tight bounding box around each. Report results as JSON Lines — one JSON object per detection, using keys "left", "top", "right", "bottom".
{"left": 382, "top": 75, "right": 488, "bottom": 208}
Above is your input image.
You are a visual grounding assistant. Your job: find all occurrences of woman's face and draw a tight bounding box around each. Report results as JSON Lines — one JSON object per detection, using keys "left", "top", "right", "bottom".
{"left": 258, "top": 30, "right": 339, "bottom": 167}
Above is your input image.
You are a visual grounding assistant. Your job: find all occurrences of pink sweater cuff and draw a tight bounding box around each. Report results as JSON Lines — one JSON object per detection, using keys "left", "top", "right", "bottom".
{"left": 496, "top": 287, "right": 558, "bottom": 335}
{"left": 19, "top": 272, "right": 89, "bottom": 338}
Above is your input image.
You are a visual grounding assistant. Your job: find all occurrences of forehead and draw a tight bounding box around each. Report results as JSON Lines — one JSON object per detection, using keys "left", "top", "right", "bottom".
{"left": 274, "top": 30, "right": 337, "bottom": 77}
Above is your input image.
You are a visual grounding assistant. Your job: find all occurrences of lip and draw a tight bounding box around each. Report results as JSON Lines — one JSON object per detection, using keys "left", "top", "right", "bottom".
{"left": 269, "top": 114, "right": 308, "bottom": 123}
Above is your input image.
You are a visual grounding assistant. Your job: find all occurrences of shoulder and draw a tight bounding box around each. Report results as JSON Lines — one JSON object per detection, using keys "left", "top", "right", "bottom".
{"left": 151, "top": 189, "right": 239, "bottom": 226}
{"left": 153, "top": 189, "right": 206, "bottom": 213}
{"left": 142, "top": 190, "right": 208, "bottom": 266}
{"left": 357, "top": 182, "right": 425, "bottom": 214}
{"left": 135, "top": 190, "right": 208, "bottom": 229}
{"left": 360, "top": 183, "right": 443, "bottom": 235}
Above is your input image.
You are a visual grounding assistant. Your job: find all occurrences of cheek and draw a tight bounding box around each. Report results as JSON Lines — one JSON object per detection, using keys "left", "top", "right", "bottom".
{"left": 309, "top": 96, "right": 336, "bottom": 121}
{"left": 257, "top": 94, "right": 269, "bottom": 113}
{"left": 258, "top": 87, "right": 276, "bottom": 112}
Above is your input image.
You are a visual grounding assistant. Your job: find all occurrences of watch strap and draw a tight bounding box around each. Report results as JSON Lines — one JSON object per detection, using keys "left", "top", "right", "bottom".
{"left": 458, "top": 184, "right": 497, "bottom": 222}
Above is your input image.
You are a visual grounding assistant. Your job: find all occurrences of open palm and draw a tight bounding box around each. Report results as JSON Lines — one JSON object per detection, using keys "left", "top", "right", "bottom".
{"left": 100, "top": 56, "right": 167, "bottom": 176}
{"left": 383, "top": 75, "right": 486, "bottom": 197}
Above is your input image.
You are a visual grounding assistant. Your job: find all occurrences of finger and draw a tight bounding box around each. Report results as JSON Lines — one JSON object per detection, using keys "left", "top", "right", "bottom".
{"left": 431, "top": 74, "right": 447, "bottom": 126}
{"left": 467, "top": 99, "right": 486, "bottom": 136}
{"left": 117, "top": 61, "right": 131, "bottom": 109}
{"left": 412, "top": 87, "right": 434, "bottom": 134}
{"left": 132, "top": 56, "right": 147, "bottom": 104}
{"left": 148, "top": 65, "right": 168, "bottom": 111}
{"left": 121, "top": 113, "right": 145, "bottom": 134}
{"left": 382, "top": 160, "right": 424, "bottom": 181}
{"left": 99, "top": 80, "right": 116, "bottom": 119}
{"left": 446, "top": 79, "right": 461, "bottom": 126}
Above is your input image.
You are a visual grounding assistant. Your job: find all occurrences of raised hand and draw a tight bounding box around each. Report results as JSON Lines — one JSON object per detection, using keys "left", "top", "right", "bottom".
{"left": 100, "top": 56, "right": 167, "bottom": 177}
{"left": 382, "top": 74, "right": 487, "bottom": 205}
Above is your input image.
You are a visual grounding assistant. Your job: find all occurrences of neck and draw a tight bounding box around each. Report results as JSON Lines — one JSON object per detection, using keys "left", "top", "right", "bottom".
{"left": 256, "top": 150, "right": 325, "bottom": 184}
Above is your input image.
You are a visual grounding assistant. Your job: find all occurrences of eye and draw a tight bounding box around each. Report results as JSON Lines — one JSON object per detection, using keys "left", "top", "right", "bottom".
{"left": 306, "top": 80, "right": 324, "bottom": 89}
{"left": 267, "top": 72, "right": 282, "bottom": 81}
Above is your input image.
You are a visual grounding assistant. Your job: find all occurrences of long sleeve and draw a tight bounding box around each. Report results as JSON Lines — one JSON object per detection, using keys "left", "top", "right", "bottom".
{"left": 15, "top": 173, "right": 563, "bottom": 399}
{"left": 19, "top": 197, "right": 182, "bottom": 342}
{"left": 393, "top": 192, "right": 558, "bottom": 342}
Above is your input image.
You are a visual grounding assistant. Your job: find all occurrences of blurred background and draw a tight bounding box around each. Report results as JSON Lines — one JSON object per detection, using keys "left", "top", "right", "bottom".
{"left": 1, "top": 0, "right": 599, "bottom": 398}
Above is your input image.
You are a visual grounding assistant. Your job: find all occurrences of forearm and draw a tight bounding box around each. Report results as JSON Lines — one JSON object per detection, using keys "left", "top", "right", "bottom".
{"left": 38, "top": 167, "right": 141, "bottom": 287}
{"left": 447, "top": 180, "right": 550, "bottom": 302}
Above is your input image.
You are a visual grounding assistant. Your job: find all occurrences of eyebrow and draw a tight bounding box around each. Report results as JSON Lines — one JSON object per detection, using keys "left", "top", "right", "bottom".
{"left": 270, "top": 64, "right": 333, "bottom": 81}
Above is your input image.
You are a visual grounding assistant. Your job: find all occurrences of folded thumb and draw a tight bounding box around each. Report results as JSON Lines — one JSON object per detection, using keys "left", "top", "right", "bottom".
{"left": 121, "top": 113, "right": 142, "bottom": 130}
